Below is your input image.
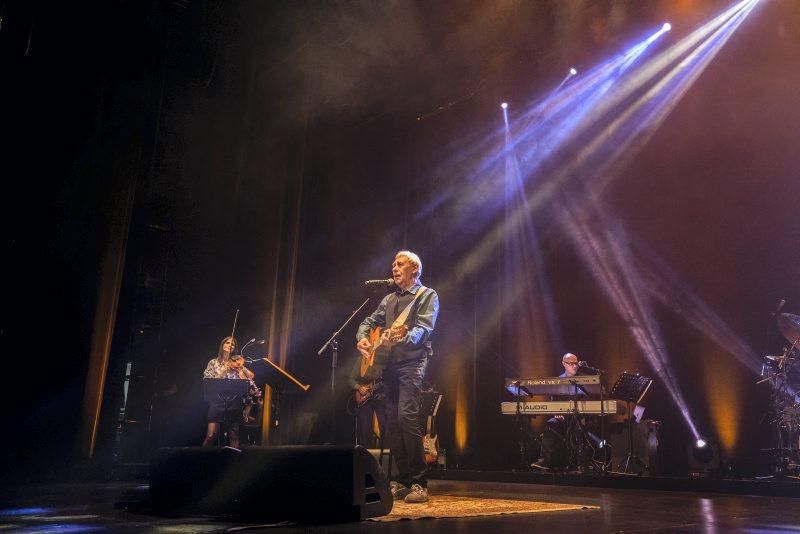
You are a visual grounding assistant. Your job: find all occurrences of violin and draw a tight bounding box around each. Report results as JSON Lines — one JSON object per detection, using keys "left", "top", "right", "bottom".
{"left": 226, "top": 355, "right": 245, "bottom": 370}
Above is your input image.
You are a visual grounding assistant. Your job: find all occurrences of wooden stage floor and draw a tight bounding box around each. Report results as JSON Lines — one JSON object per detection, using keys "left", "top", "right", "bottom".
{"left": 2, "top": 477, "right": 800, "bottom": 532}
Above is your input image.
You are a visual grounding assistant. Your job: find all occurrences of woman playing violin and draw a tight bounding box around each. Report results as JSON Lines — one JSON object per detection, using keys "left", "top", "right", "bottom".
{"left": 201, "top": 336, "right": 255, "bottom": 448}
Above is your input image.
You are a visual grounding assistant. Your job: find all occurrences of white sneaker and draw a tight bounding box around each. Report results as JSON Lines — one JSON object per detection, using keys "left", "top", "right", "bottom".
{"left": 390, "top": 481, "right": 410, "bottom": 499}
{"left": 403, "top": 483, "right": 428, "bottom": 503}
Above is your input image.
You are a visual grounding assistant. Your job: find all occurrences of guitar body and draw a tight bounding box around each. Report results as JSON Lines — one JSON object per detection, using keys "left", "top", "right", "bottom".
{"left": 423, "top": 433, "right": 439, "bottom": 465}
{"left": 359, "top": 324, "right": 408, "bottom": 375}
{"left": 422, "top": 412, "right": 440, "bottom": 465}
{"left": 354, "top": 382, "right": 377, "bottom": 407}
{"left": 353, "top": 324, "right": 408, "bottom": 408}
{"left": 359, "top": 327, "right": 384, "bottom": 375}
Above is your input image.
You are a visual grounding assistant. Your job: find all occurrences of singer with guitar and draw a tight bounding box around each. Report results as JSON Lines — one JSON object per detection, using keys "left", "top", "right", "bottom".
{"left": 356, "top": 251, "right": 439, "bottom": 504}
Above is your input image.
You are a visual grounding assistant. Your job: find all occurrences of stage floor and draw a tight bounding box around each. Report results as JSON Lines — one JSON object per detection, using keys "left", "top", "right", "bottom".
{"left": 2, "top": 478, "right": 800, "bottom": 532}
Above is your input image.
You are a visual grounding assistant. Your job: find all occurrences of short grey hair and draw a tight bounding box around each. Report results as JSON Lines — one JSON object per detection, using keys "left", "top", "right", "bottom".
{"left": 396, "top": 250, "right": 422, "bottom": 279}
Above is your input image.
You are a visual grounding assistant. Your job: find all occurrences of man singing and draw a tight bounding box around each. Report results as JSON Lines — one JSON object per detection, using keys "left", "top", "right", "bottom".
{"left": 356, "top": 250, "right": 439, "bottom": 503}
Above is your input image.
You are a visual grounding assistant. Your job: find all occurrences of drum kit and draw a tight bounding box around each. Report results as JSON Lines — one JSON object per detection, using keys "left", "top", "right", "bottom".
{"left": 760, "top": 312, "right": 800, "bottom": 477}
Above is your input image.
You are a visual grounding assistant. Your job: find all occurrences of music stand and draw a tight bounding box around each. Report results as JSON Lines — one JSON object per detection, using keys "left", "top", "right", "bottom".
{"left": 245, "top": 357, "right": 311, "bottom": 445}
{"left": 247, "top": 358, "right": 311, "bottom": 392}
{"left": 609, "top": 371, "right": 653, "bottom": 474}
{"left": 203, "top": 378, "right": 250, "bottom": 447}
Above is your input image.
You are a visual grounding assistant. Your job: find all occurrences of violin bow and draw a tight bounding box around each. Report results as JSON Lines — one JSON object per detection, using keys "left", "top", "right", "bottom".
{"left": 229, "top": 308, "right": 240, "bottom": 353}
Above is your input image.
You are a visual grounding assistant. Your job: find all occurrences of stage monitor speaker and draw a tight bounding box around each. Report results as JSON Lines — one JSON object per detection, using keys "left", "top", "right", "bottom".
{"left": 237, "top": 445, "right": 392, "bottom": 522}
{"left": 149, "top": 445, "right": 392, "bottom": 523}
{"left": 149, "top": 446, "right": 242, "bottom": 514}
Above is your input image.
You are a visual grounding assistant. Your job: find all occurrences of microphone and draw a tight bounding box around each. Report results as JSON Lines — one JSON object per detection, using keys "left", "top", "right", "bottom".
{"left": 578, "top": 361, "right": 605, "bottom": 374}
{"left": 241, "top": 338, "right": 265, "bottom": 350}
{"left": 364, "top": 278, "right": 395, "bottom": 286}
{"left": 772, "top": 298, "right": 787, "bottom": 317}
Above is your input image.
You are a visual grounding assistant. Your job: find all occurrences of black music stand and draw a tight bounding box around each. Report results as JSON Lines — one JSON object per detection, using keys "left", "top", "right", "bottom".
{"left": 203, "top": 378, "right": 250, "bottom": 447}
{"left": 609, "top": 371, "right": 653, "bottom": 474}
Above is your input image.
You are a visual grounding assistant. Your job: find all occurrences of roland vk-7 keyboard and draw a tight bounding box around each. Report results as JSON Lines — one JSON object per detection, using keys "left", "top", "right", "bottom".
{"left": 500, "top": 399, "right": 627, "bottom": 416}
{"left": 505, "top": 375, "right": 602, "bottom": 396}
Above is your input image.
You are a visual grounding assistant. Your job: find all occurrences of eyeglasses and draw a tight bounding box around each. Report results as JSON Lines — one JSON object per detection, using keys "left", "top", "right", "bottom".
{"left": 564, "top": 362, "right": 579, "bottom": 366}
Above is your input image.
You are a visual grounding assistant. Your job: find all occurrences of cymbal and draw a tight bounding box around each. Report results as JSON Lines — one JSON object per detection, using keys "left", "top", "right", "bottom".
{"left": 765, "top": 354, "right": 797, "bottom": 362}
{"left": 777, "top": 313, "right": 800, "bottom": 346}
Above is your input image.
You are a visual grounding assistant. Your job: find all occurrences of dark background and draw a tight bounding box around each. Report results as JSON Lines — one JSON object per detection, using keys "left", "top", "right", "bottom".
{"left": 2, "top": 0, "right": 799, "bottom": 481}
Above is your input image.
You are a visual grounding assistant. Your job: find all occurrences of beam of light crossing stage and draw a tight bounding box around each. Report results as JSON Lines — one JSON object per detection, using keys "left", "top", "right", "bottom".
{"left": 414, "top": 16, "right": 675, "bottom": 246}
{"left": 435, "top": 0, "right": 759, "bottom": 277}
{"left": 585, "top": 0, "right": 762, "bottom": 198}
{"left": 511, "top": 0, "right": 761, "bottom": 218}
{"left": 416, "top": 21, "right": 669, "bottom": 231}
{"left": 501, "top": 102, "right": 563, "bottom": 370}
{"left": 632, "top": 239, "right": 763, "bottom": 375}
{"left": 447, "top": 21, "right": 676, "bottom": 291}
{"left": 440, "top": 20, "right": 674, "bottom": 250}
{"left": 559, "top": 200, "right": 701, "bottom": 439}
{"left": 505, "top": 23, "right": 672, "bottom": 159}
{"left": 453, "top": 0, "right": 763, "bottom": 299}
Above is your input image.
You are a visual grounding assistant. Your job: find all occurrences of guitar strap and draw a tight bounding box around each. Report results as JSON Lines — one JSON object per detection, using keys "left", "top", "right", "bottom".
{"left": 391, "top": 285, "right": 427, "bottom": 329}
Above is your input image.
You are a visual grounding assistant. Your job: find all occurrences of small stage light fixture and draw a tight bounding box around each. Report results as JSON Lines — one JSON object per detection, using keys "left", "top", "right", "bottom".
{"left": 688, "top": 439, "right": 719, "bottom": 474}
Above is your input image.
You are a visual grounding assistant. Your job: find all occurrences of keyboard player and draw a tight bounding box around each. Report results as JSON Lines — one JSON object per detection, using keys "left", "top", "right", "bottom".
{"left": 531, "top": 352, "right": 590, "bottom": 470}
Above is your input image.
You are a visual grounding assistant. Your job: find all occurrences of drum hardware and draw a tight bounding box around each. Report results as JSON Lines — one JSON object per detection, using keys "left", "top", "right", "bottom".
{"left": 759, "top": 312, "right": 800, "bottom": 478}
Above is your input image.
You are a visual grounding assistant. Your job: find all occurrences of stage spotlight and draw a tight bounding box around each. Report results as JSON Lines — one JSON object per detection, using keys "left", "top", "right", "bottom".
{"left": 688, "top": 439, "right": 719, "bottom": 474}
{"left": 662, "top": 22, "right": 672, "bottom": 32}
{"left": 569, "top": 67, "right": 578, "bottom": 76}
{"left": 500, "top": 102, "right": 508, "bottom": 109}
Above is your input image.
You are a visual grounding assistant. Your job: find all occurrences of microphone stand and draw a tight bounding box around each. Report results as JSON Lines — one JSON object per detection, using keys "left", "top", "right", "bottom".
{"left": 317, "top": 297, "right": 372, "bottom": 443}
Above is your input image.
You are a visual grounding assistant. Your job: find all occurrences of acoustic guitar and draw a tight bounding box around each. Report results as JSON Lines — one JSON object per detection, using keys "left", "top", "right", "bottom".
{"left": 354, "top": 324, "right": 407, "bottom": 407}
